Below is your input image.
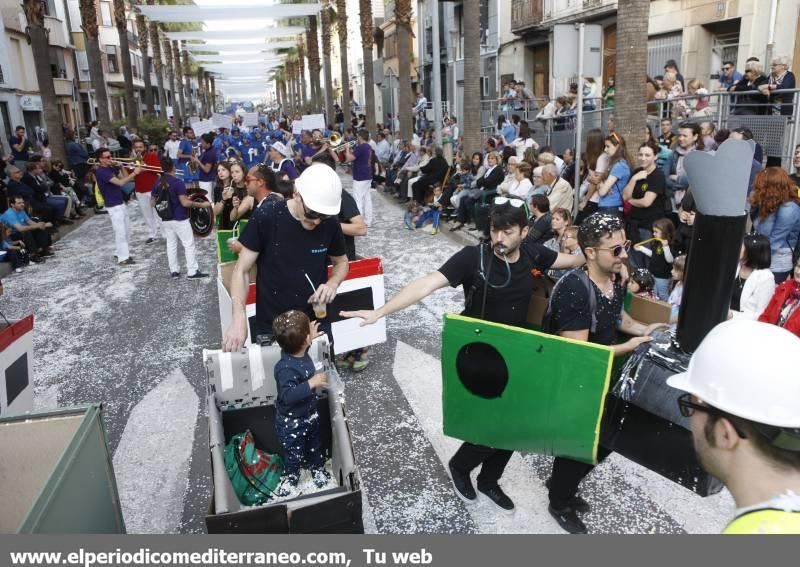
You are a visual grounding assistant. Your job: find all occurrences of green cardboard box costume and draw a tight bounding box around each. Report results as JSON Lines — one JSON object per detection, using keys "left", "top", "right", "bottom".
{"left": 441, "top": 313, "right": 614, "bottom": 465}
{"left": 216, "top": 220, "right": 248, "bottom": 264}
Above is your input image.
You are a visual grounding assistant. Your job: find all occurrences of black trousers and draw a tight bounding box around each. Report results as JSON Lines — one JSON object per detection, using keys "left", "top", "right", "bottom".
{"left": 450, "top": 442, "right": 513, "bottom": 487}
{"left": 548, "top": 446, "right": 612, "bottom": 509}
{"left": 14, "top": 229, "right": 51, "bottom": 254}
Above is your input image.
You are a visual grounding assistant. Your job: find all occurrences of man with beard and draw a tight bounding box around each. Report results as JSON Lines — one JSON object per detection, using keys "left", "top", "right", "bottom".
{"left": 667, "top": 319, "right": 800, "bottom": 533}
{"left": 544, "top": 213, "right": 666, "bottom": 534}
{"left": 341, "top": 204, "right": 585, "bottom": 511}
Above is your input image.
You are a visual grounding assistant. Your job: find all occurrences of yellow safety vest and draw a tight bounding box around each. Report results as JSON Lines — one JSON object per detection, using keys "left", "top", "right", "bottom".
{"left": 723, "top": 509, "right": 800, "bottom": 534}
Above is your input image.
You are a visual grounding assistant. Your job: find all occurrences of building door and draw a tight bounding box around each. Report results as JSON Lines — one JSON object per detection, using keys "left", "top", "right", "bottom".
{"left": 0, "top": 101, "right": 11, "bottom": 141}
{"left": 603, "top": 25, "right": 617, "bottom": 85}
{"left": 23, "top": 111, "right": 42, "bottom": 136}
{"left": 648, "top": 32, "right": 683, "bottom": 78}
{"left": 533, "top": 44, "right": 549, "bottom": 98}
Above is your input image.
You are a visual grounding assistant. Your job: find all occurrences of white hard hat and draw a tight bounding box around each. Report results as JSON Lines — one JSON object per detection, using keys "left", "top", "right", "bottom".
{"left": 667, "top": 319, "right": 800, "bottom": 428}
{"left": 294, "top": 164, "right": 342, "bottom": 216}
{"left": 270, "top": 141, "right": 293, "bottom": 159}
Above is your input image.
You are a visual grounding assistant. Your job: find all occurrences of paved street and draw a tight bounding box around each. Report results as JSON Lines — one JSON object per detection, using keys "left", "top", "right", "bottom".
{"left": 2, "top": 174, "right": 734, "bottom": 534}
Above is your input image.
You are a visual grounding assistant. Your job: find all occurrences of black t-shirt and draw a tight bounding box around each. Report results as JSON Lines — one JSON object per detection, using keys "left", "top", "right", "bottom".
{"left": 629, "top": 167, "right": 666, "bottom": 225}
{"left": 437, "top": 241, "right": 558, "bottom": 327}
{"left": 338, "top": 190, "right": 361, "bottom": 261}
{"left": 239, "top": 200, "right": 347, "bottom": 335}
{"left": 214, "top": 185, "right": 248, "bottom": 230}
{"left": 548, "top": 270, "right": 625, "bottom": 346}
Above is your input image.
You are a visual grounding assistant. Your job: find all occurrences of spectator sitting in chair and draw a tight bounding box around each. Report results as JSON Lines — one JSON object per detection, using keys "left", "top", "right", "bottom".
{"left": 542, "top": 163, "right": 574, "bottom": 212}
{"left": 412, "top": 145, "right": 450, "bottom": 205}
{"left": 0, "top": 195, "right": 53, "bottom": 261}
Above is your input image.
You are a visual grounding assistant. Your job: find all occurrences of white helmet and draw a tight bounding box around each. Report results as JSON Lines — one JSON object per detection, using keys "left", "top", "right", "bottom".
{"left": 667, "top": 319, "right": 800, "bottom": 428}
{"left": 294, "top": 163, "right": 342, "bottom": 216}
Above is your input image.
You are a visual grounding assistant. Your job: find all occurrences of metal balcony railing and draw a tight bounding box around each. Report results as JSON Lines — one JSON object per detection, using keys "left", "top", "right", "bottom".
{"left": 511, "top": 0, "right": 544, "bottom": 34}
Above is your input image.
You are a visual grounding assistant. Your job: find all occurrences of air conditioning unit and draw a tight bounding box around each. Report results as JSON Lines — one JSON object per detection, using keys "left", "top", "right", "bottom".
{"left": 480, "top": 76, "right": 489, "bottom": 97}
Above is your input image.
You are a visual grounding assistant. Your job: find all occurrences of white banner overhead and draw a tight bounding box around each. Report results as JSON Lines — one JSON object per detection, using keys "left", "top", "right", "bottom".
{"left": 242, "top": 112, "right": 260, "bottom": 127}
{"left": 185, "top": 42, "right": 295, "bottom": 52}
{"left": 165, "top": 28, "right": 304, "bottom": 41}
{"left": 211, "top": 113, "right": 235, "bottom": 129}
{"left": 137, "top": 4, "right": 321, "bottom": 23}
{"left": 191, "top": 119, "right": 216, "bottom": 137}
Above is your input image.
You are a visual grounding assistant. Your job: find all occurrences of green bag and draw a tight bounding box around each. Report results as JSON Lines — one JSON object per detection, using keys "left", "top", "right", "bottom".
{"left": 224, "top": 430, "right": 284, "bottom": 505}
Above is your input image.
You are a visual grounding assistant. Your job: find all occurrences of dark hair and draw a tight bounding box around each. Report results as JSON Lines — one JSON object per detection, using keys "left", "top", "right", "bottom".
{"left": 703, "top": 412, "right": 800, "bottom": 472}
{"left": 552, "top": 207, "right": 572, "bottom": 224}
{"left": 742, "top": 234, "right": 772, "bottom": 270}
{"left": 604, "top": 132, "right": 634, "bottom": 170}
{"left": 312, "top": 152, "right": 337, "bottom": 170}
{"left": 640, "top": 140, "right": 659, "bottom": 156}
{"left": 511, "top": 114, "right": 521, "bottom": 125}
{"left": 201, "top": 132, "right": 215, "bottom": 145}
{"left": 519, "top": 121, "right": 532, "bottom": 140}
{"left": 577, "top": 212, "right": 625, "bottom": 252}
{"left": 664, "top": 59, "right": 680, "bottom": 72}
{"left": 15, "top": 125, "right": 24, "bottom": 131}
{"left": 489, "top": 203, "right": 528, "bottom": 231}
{"left": 585, "top": 129, "right": 605, "bottom": 170}
{"left": 652, "top": 218, "right": 675, "bottom": 244}
{"left": 714, "top": 128, "right": 731, "bottom": 145}
{"left": 631, "top": 268, "right": 655, "bottom": 292}
{"left": 654, "top": 74, "right": 664, "bottom": 81}
{"left": 530, "top": 193, "right": 549, "bottom": 213}
{"left": 272, "top": 310, "right": 310, "bottom": 354}
{"left": 94, "top": 147, "right": 110, "bottom": 159}
{"left": 160, "top": 156, "right": 175, "bottom": 173}
{"left": 497, "top": 114, "right": 506, "bottom": 130}
{"left": 678, "top": 122, "right": 705, "bottom": 151}
{"left": 10, "top": 194, "right": 25, "bottom": 204}
{"left": 357, "top": 128, "right": 370, "bottom": 141}
{"left": 275, "top": 178, "right": 295, "bottom": 199}
{"left": 470, "top": 152, "right": 482, "bottom": 175}
{"left": 249, "top": 164, "right": 276, "bottom": 190}
{"left": 722, "top": 60, "right": 735, "bottom": 68}
{"left": 732, "top": 127, "right": 754, "bottom": 140}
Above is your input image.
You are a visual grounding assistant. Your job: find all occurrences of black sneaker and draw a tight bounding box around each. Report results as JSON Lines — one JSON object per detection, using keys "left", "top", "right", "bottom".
{"left": 146, "top": 238, "right": 157, "bottom": 244}
{"left": 548, "top": 504, "right": 587, "bottom": 534}
{"left": 171, "top": 272, "right": 180, "bottom": 279}
{"left": 448, "top": 459, "right": 476, "bottom": 501}
{"left": 94, "top": 207, "right": 108, "bottom": 215}
{"left": 477, "top": 483, "right": 515, "bottom": 511}
{"left": 187, "top": 271, "right": 209, "bottom": 280}
{"left": 312, "top": 468, "right": 331, "bottom": 488}
{"left": 30, "top": 255, "right": 45, "bottom": 264}
{"left": 118, "top": 258, "right": 136, "bottom": 266}
{"left": 544, "top": 478, "right": 590, "bottom": 513}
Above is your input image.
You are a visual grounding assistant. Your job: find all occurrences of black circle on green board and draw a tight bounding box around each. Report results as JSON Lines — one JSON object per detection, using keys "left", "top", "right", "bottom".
{"left": 455, "top": 342, "right": 509, "bottom": 399}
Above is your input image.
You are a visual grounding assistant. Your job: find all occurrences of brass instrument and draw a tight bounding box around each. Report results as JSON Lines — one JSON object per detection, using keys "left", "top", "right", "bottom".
{"left": 326, "top": 131, "right": 357, "bottom": 150}
{"left": 87, "top": 157, "right": 184, "bottom": 175}
{"left": 188, "top": 146, "right": 198, "bottom": 175}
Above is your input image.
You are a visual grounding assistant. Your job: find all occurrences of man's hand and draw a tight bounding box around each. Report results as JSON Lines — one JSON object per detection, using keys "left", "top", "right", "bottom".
{"left": 308, "top": 371, "right": 328, "bottom": 390}
{"left": 222, "top": 313, "right": 248, "bottom": 352}
{"left": 227, "top": 239, "right": 243, "bottom": 254}
{"left": 643, "top": 323, "right": 670, "bottom": 336}
{"left": 340, "top": 310, "right": 381, "bottom": 326}
{"left": 625, "top": 335, "right": 653, "bottom": 351}
{"left": 310, "top": 282, "right": 338, "bottom": 304}
{"left": 132, "top": 167, "right": 142, "bottom": 176}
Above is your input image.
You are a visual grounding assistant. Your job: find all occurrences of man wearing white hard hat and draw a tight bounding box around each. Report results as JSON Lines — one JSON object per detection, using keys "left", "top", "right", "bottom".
{"left": 667, "top": 319, "right": 800, "bottom": 534}
{"left": 222, "top": 164, "right": 349, "bottom": 351}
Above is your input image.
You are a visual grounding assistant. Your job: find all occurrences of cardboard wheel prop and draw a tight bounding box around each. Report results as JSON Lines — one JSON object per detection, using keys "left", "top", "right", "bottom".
{"left": 189, "top": 193, "right": 214, "bottom": 237}
{"left": 441, "top": 314, "right": 614, "bottom": 465}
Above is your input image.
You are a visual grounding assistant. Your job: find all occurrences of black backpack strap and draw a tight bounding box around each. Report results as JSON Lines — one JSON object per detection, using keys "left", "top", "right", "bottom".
{"left": 543, "top": 268, "right": 597, "bottom": 335}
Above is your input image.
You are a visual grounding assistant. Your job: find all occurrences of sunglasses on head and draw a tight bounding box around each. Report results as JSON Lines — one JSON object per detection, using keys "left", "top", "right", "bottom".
{"left": 591, "top": 240, "right": 631, "bottom": 257}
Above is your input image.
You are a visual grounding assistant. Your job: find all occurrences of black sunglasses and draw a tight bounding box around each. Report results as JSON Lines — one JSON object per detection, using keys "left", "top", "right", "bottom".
{"left": 591, "top": 240, "right": 631, "bottom": 257}
{"left": 302, "top": 201, "right": 330, "bottom": 221}
{"left": 677, "top": 394, "right": 748, "bottom": 438}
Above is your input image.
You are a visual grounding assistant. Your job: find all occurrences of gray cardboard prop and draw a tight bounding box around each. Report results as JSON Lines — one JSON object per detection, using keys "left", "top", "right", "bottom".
{"left": 684, "top": 139, "right": 754, "bottom": 216}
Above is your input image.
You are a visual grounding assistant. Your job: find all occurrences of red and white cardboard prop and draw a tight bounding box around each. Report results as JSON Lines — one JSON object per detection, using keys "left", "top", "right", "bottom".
{"left": 0, "top": 315, "right": 35, "bottom": 417}
{"left": 216, "top": 258, "right": 386, "bottom": 353}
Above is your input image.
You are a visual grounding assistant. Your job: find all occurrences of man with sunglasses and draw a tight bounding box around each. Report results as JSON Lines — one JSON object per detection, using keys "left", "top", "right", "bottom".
{"left": 545, "top": 213, "right": 667, "bottom": 534}
{"left": 666, "top": 319, "right": 800, "bottom": 533}
{"left": 718, "top": 61, "right": 743, "bottom": 91}
{"left": 222, "top": 164, "right": 348, "bottom": 351}
{"left": 94, "top": 148, "right": 141, "bottom": 265}
{"left": 341, "top": 204, "right": 585, "bottom": 511}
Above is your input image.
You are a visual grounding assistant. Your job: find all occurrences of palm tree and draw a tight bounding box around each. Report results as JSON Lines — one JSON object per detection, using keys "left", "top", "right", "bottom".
{"left": 209, "top": 74, "right": 216, "bottom": 114}
{"left": 394, "top": 0, "right": 413, "bottom": 140}
{"left": 172, "top": 41, "right": 186, "bottom": 121}
{"left": 196, "top": 68, "right": 205, "bottom": 116}
{"left": 359, "top": 0, "right": 375, "bottom": 128}
{"left": 297, "top": 37, "right": 308, "bottom": 110}
{"left": 335, "top": 0, "right": 350, "bottom": 117}
{"left": 615, "top": 0, "right": 650, "bottom": 144}
{"left": 163, "top": 35, "right": 179, "bottom": 126}
{"left": 21, "top": 0, "right": 67, "bottom": 163}
{"left": 149, "top": 20, "right": 166, "bottom": 119}
{"left": 181, "top": 45, "right": 193, "bottom": 116}
{"left": 306, "top": 15, "right": 322, "bottom": 111}
{"left": 136, "top": 4, "right": 153, "bottom": 117}
{"left": 79, "top": 0, "right": 112, "bottom": 132}
{"left": 113, "top": 0, "right": 137, "bottom": 127}
{"left": 320, "top": 1, "right": 335, "bottom": 124}
{"left": 460, "top": 0, "right": 481, "bottom": 155}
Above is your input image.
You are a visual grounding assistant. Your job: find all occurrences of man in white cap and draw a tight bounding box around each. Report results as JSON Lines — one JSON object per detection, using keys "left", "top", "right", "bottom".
{"left": 268, "top": 141, "right": 298, "bottom": 180}
{"left": 222, "top": 164, "right": 349, "bottom": 351}
{"left": 667, "top": 319, "right": 800, "bottom": 534}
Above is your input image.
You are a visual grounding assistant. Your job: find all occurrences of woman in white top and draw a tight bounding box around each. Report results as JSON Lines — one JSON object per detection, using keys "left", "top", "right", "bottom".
{"left": 511, "top": 121, "right": 538, "bottom": 160}
{"left": 507, "top": 161, "right": 534, "bottom": 203}
{"left": 730, "top": 234, "right": 776, "bottom": 319}
{"left": 497, "top": 156, "right": 520, "bottom": 195}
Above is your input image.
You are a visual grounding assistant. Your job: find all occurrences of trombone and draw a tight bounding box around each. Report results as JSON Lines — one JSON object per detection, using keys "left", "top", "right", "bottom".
{"left": 87, "top": 157, "right": 183, "bottom": 176}
{"left": 311, "top": 132, "right": 356, "bottom": 159}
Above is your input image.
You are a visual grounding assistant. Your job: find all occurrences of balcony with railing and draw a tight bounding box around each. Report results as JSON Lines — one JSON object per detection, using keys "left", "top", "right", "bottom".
{"left": 44, "top": 15, "right": 69, "bottom": 48}
{"left": 511, "top": 0, "right": 544, "bottom": 34}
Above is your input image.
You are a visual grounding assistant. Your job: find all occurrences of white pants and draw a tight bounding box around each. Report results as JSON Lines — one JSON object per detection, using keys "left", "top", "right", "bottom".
{"left": 107, "top": 204, "right": 131, "bottom": 262}
{"left": 198, "top": 180, "right": 214, "bottom": 198}
{"left": 162, "top": 219, "right": 198, "bottom": 275}
{"left": 407, "top": 175, "right": 422, "bottom": 198}
{"left": 136, "top": 192, "right": 161, "bottom": 239}
{"left": 351, "top": 179, "right": 373, "bottom": 227}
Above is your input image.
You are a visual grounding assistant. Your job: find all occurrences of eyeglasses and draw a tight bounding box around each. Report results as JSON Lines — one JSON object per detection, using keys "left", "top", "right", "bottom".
{"left": 302, "top": 201, "right": 330, "bottom": 221}
{"left": 591, "top": 240, "right": 631, "bottom": 257}
{"left": 244, "top": 175, "right": 261, "bottom": 183}
{"left": 677, "top": 394, "right": 748, "bottom": 438}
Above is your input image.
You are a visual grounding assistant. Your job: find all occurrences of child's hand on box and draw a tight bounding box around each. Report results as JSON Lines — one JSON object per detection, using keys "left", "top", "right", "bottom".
{"left": 308, "top": 372, "right": 328, "bottom": 390}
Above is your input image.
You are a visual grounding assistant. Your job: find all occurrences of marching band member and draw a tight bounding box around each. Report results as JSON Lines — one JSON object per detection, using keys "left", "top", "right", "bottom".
{"left": 268, "top": 142, "right": 299, "bottom": 180}
{"left": 192, "top": 133, "right": 218, "bottom": 197}
{"left": 177, "top": 127, "right": 197, "bottom": 188}
{"left": 94, "top": 148, "right": 141, "bottom": 265}
{"left": 151, "top": 156, "right": 212, "bottom": 280}
{"left": 344, "top": 129, "right": 375, "bottom": 227}
{"left": 132, "top": 139, "right": 162, "bottom": 244}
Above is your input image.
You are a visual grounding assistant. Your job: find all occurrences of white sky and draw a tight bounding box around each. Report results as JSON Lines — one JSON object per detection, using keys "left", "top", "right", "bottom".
{"left": 193, "top": 0, "right": 293, "bottom": 32}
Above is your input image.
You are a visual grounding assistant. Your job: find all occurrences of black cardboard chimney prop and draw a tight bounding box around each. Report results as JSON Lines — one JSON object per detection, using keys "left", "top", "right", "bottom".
{"left": 602, "top": 139, "right": 754, "bottom": 496}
